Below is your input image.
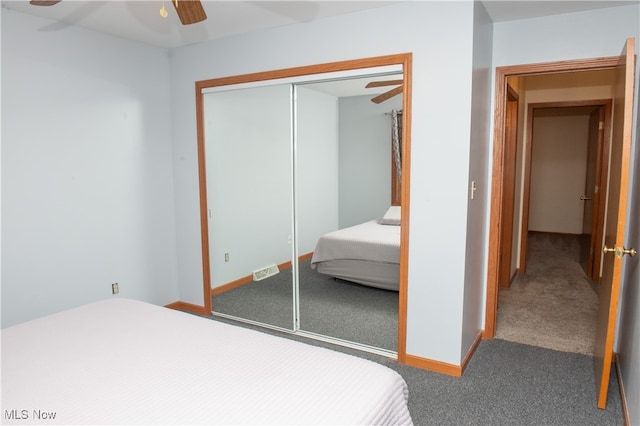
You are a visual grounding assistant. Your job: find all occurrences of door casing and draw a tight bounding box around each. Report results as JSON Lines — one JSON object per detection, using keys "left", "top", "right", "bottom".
{"left": 580, "top": 105, "right": 608, "bottom": 280}
{"left": 497, "top": 86, "right": 519, "bottom": 289}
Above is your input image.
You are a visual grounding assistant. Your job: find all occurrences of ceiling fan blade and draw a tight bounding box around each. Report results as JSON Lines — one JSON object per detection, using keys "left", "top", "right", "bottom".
{"left": 172, "top": 0, "right": 207, "bottom": 25}
{"left": 365, "top": 80, "right": 404, "bottom": 88}
{"left": 29, "top": 0, "right": 62, "bottom": 5}
{"left": 371, "top": 85, "right": 403, "bottom": 104}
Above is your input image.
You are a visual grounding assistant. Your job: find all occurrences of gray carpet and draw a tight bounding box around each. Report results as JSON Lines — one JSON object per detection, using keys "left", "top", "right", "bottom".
{"left": 212, "top": 259, "right": 398, "bottom": 351}
{"left": 210, "top": 315, "right": 623, "bottom": 426}
{"left": 496, "top": 232, "right": 599, "bottom": 355}
{"left": 207, "top": 234, "right": 622, "bottom": 425}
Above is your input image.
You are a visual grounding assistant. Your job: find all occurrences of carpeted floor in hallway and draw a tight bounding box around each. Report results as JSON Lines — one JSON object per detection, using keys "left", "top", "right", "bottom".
{"left": 496, "top": 231, "right": 599, "bottom": 355}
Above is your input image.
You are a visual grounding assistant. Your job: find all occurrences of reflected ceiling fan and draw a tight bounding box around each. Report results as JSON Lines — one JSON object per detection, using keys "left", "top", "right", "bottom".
{"left": 29, "top": 0, "right": 208, "bottom": 25}
{"left": 365, "top": 79, "right": 403, "bottom": 104}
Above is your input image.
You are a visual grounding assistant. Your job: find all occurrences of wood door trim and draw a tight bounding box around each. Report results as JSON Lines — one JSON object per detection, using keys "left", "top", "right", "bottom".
{"left": 195, "top": 84, "right": 211, "bottom": 313}
{"left": 165, "top": 301, "right": 212, "bottom": 317}
{"left": 484, "top": 56, "right": 621, "bottom": 339}
{"left": 195, "top": 53, "right": 412, "bottom": 90}
{"left": 405, "top": 331, "right": 482, "bottom": 377}
{"left": 518, "top": 103, "right": 534, "bottom": 274}
{"left": 498, "top": 88, "right": 518, "bottom": 288}
{"left": 397, "top": 53, "right": 412, "bottom": 363}
{"left": 592, "top": 102, "right": 613, "bottom": 280}
{"left": 615, "top": 356, "right": 631, "bottom": 425}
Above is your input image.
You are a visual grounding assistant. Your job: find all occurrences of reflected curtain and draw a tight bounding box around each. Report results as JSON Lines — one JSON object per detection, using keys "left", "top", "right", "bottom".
{"left": 391, "top": 109, "right": 402, "bottom": 179}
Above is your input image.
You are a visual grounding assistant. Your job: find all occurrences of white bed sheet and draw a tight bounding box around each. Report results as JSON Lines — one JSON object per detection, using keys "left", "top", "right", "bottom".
{"left": 1, "top": 298, "right": 412, "bottom": 425}
{"left": 310, "top": 219, "right": 401, "bottom": 289}
{"left": 310, "top": 219, "right": 400, "bottom": 266}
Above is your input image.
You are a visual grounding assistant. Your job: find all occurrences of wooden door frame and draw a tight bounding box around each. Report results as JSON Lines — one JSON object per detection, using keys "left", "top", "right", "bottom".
{"left": 518, "top": 99, "right": 612, "bottom": 276}
{"left": 484, "top": 56, "right": 621, "bottom": 339}
{"left": 497, "top": 85, "right": 519, "bottom": 288}
{"left": 585, "top": 105, "right": 608, "bottom": 280}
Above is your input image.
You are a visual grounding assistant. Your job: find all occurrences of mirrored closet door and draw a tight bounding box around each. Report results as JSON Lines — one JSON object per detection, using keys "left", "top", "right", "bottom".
{"left": 295, "top": 80, "right": 402, "bottom": 353}
{"left": 199, "top": 57, "right": 409, "bottom": 354}
{"left": 204, "top": 84, "right": 295, "bottom": 330}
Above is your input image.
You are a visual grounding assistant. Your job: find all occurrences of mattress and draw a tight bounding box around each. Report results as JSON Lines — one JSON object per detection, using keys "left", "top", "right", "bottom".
{"left": 311, "top": 219, "right": 401, "bottom": 290}
{"left": 316, "top": 259, "right": 400, "bottom": 290}
{"left": 1, "top": 298, "right": 412, "bottom": 425}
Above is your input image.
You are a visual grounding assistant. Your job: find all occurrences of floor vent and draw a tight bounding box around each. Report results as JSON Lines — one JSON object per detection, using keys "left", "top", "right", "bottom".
{"left": 253, "top": 264, "right": 279, "bottom": 281}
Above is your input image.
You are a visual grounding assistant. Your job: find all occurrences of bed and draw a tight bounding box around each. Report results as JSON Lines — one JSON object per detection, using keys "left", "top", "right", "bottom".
{"left": 1, "top": 298, "right": 412, "bottom": 425}
{"left": 310, "top": 207, "right": 401, "bottom": 291}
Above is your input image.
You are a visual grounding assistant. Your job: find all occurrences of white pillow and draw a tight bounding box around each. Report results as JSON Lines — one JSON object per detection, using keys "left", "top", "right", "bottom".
{"left": 379, "top": 206, "right": 401, "bottom": 225}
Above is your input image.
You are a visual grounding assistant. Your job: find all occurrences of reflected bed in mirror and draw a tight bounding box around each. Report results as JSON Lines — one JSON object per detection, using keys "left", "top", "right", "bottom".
{"left": 310, "top": 207, "right": 401, "bottom": 291}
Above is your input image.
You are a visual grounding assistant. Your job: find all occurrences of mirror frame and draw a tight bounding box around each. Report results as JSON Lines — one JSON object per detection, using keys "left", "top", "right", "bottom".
{"left": 194, "top": 53, "right": 412, "bottom": 361}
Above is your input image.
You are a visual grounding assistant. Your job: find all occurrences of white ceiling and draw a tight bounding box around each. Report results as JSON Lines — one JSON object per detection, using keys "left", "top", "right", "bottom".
{"left": 0, "top": 1, "right": 398, "bottom": 49}
{"left": 481, "top": 0, "right": 638, "bottom": 23}
{"left": 2, "top": 1, "right": 638, "bottom": 49}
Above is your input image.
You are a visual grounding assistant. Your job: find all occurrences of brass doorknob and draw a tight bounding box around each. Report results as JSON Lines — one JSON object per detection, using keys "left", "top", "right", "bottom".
{"left": 603, "top": 246, "right": 637, "bottom": 257}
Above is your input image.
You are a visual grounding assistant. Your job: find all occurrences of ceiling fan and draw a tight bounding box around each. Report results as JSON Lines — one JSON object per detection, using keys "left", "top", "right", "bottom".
{"left": 365, "top": 79, "right": 403, "bottom": 104}
{"left": 29, "top": 0, "right": 208, "bottom": 25}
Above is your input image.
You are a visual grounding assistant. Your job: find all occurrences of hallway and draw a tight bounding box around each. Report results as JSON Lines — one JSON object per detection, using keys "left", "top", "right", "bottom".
{"left": 496, "top": 232, "right": 599, "bottom": 355}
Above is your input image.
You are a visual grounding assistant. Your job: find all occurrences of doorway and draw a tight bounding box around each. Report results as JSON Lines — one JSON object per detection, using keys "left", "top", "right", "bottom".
{"left": 495, "top": 99, "right": 613, "bottom": 354}
{"left": 517, "top": 100, "right": 612, "bottom": 282}
{"left": 485, "top": 57, "right": 622, "bottom": 340}
{"left": 485, "top": 38, "right": 636, "bottom": 409}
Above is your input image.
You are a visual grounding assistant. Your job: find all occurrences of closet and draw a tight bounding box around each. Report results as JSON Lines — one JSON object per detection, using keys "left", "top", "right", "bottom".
{"left": 195, "top": 54, "right": 411, "bottom": 355}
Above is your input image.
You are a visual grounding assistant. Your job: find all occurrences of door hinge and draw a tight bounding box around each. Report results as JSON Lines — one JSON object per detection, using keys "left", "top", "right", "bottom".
{"left": 599, "top": 121, "right": 604, "bottom": 130}
{"left": 594, "top": 185, "right": 599, "bottom": 194}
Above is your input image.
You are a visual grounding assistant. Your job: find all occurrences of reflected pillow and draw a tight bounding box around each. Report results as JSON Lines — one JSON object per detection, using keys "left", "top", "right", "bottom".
{"left": 379, "top": 206, "right": 401, "bottom": 225}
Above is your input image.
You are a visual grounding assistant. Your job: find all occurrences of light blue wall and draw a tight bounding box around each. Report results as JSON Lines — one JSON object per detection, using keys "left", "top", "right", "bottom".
{"left": 461, "top": 0, "right": 493, "bottom": 360}
{"left": 169, "top": 1, "right": 479, "bottom": 365}
{"left": 204, "top": 85, "right": 293, "bottom": 287}
{"left": 1, "top": 9, "right": 179, "bottom": 327}
{"left": 338, "top": 95, "right": 402, "bottom": 229}
{"left": 296, "top": 87, "right": 340, "bottom": 256}
{"left": 402, "top": 2, "right": 476, "bottom": 363}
